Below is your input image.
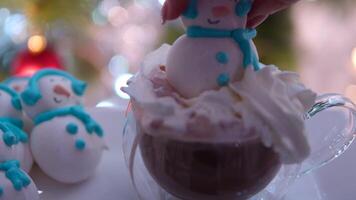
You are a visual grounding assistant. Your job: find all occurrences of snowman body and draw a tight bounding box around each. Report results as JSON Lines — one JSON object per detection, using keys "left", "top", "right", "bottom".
{"left": 167, "top": 36, "right": 245, "bottom": 98}
{"left": 165, "top": 0, "right": 258, "bottom": 98}
{"left": 31, "top": 115, "right": 104, "bottom": 183}
{"left": 0, "top": 168, "right": 39, "bottom": 200}
{"left": 21, "top": 69, "right": 105, "bottom": 183}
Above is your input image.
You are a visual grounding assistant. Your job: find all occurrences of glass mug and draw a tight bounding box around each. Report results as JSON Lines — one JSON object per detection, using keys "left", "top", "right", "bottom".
{"left": 122, "top": 94, "right": 356, "bottom": 200}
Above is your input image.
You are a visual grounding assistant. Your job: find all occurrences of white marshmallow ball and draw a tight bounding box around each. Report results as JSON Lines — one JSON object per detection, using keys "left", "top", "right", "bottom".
{"left": 30, "top": 115, "right": 105, "bottom": 183}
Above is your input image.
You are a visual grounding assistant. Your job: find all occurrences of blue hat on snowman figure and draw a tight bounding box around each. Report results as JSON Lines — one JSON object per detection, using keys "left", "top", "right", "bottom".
{"left": 21, "top": 69, "right": 87, "bottom": 119}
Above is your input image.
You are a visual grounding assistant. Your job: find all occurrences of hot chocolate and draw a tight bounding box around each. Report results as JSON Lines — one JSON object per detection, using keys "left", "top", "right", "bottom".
{"left": 122, "top": 0, "right": 317, "bottom": 199}
{"left": 140, "top": 132, "right": 281, "bottom": 200}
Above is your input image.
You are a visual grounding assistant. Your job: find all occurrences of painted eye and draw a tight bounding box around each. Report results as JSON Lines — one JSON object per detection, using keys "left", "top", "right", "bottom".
{"left": 49, "top": 78, "right": 55, "bottom": 82}
{"left": 61, "top": 77, "right": 68, "bottom": 82}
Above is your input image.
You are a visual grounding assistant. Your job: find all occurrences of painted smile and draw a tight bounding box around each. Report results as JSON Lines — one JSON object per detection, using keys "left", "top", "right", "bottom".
{"left": 53, "top": 97, "right": 63, "bottom": 104}
{"left": 207, "top": 18, "right": 221, "bottom": 25}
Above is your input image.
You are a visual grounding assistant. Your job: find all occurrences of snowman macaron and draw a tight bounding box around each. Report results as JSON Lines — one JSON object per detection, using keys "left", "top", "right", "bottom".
{"left": 0, "top": 84, "right": 33, "bottom": 173}
{"left": 0, "top": 160, "right": 39, "bottom": 200}
{"left": 3, "top": 76, "right": 34, "bottom": 133}
{"left": 21, "top": 69, "right": 105, "bottom": 183}
{"left": 163, "top": 0, "right": 259, "bottom": 98}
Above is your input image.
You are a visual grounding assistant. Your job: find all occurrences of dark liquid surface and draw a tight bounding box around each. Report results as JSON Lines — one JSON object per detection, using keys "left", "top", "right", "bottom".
{"left": 140, "top": 133, "right": 281, "bottom": 200}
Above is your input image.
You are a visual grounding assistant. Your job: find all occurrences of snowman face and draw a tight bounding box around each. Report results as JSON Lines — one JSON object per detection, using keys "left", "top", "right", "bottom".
{"left": 0, "top": 90, "right": 22, "bottom": 119}
{"left": 181, "top": 0, "right": 247, "bottom": 29}
{"left": 23, "top": 75, "right": 83, "bottom": 118}
{"left": 38, "top": 75, "right": 82, "bottom": 107}
{"left": 7, "top": 79, "right": 29, "bottom": 93}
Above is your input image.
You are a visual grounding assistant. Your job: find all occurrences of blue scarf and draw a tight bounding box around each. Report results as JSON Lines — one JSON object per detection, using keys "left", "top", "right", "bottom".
{"left": 34, "top": 106, "right": 103, "bottom": 138}
{"left": 0, "top": 118, "right": 23, "bottom": 129}
{"left": 187, "top": 26, "right": 260, "bottom": 71}
{"left": 0, "top": 118, "right": 27, "bottom": 147}
{"left": 0, "top": 160, "right": 31, "bottom": 191}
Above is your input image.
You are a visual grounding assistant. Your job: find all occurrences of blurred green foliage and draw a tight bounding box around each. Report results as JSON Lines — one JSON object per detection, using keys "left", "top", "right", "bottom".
{"left": 0, "top": 0, "right": 98, "bottom": 31}
{"left": 255, "top": 9, "right": 295, "bottom": 71}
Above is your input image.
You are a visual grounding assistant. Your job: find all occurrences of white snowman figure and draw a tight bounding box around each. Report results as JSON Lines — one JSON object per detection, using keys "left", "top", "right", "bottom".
{"left": 162, "top": 0, "right": 259, "bottom": 98}
{"left": 0, "top": 84, "right": 33, "bottom": 173}
{"left": 0, "top": 160, "right": 39, "bottom": 200}
{"left": 20, "top": 69, "right": 105, "bottom": 183}
{"left": 3, "top": 77, "right": 34, "bottom": 133}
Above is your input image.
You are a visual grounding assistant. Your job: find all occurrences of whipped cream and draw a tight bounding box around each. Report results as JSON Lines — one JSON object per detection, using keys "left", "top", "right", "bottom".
{"left": 123, "top": 44, "right": 317, "bottom": 164}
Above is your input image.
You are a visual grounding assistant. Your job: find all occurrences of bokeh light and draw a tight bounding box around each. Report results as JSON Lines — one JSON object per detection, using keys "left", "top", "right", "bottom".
{"left": 108, "top": 55, "right": 129, "bottom": 77}
{"left": 15, "top": 65, "right": 40, "bottom": 77}
{"left": 114, "top": 73, "right": 133, "bottom": 99}
{"left": 352, "top": 48, "right": 356, "bottom": 68}
{"left": 0, "top": 8, "right": 10, "bottom": 25}
{"left": 96, "top": 101, "right": 115, "bottom": 107}
{"left": 4, "top": 13, "right": 27, "bottom": 43}
{"left": 28, "top": 35, "right": 47, "bottom": 54}
{"left": 108, "top": 6, "right": 128, "bottom": 27}
{"left": 345, "top": 85, "right": 356, "bottom": 103}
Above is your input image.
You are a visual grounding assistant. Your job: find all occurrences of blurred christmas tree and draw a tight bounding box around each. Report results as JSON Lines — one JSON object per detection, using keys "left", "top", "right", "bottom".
{"left": 0, "top": 0, "right": 97, "bottom": 30}
{"left": 0, "top": 0, "right": 100, "bottom": 81}
{"left": 255, "top": 10, "right": 295, "bottom": 71}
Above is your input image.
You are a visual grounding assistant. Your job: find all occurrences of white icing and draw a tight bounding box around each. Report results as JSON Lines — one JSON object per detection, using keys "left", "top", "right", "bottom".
{"left": 231, "top": 66, "right": 316, "bottom": 164}
{"left": 0, "top": 170, "right": 39, "bottom": 200}
{"left": 124, "top": 44, "right": 317, "bottom": 164}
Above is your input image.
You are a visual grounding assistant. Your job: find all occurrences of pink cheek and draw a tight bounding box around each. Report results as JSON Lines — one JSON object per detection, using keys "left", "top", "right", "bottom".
{"left": 13, "top": 85, "right": 22, "bottom": 92}
{"left": 212, "top": 5, "right": 232, "bottom": 18}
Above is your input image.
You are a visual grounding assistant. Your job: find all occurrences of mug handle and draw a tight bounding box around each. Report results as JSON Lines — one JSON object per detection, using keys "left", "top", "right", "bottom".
{"left": 299, "top": 94, "right": 356, "bottom": 175}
